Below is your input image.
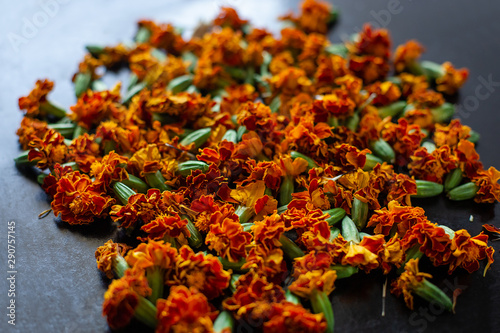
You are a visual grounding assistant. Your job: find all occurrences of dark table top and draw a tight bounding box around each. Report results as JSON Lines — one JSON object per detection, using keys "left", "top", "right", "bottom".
{"left": 1, "top": 0, "right": 500, "bottom": 332}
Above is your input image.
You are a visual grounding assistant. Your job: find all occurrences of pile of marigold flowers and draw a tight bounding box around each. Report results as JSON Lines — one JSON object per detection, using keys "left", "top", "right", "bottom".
{"left": 14, "top": 0, "right": 500, "bottom": 332}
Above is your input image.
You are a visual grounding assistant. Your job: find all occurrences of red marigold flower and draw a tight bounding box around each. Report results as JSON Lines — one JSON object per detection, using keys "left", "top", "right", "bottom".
{"left": 349, "top": 54, "right": 390, "bottom": 84}
{"left": 436, "top": 62, "right": 469, "bottom": 95}
{"left": 294, "top": 251, "right": 333, "bottom": 276}
{"left": 213, "top": 7, "right": 249, "bottom": 30}
{"left": 281, "top": 206, "right": 331, "bottom": 242}
{"left": 314, "top": 54, "right": 349, "bottom": 90}
{"left": 51, "top": 171, "right": 114, "bottom": 225}
{"left": 223, "top": 272, "right": 285, "bottom": 322}
{"left": 18, "top": 79, "right": 54, "bottom": 117}
{"left": 393, "top": 40, "right": 425, "bottom": 73}
{"left": 408, "top": 146, "right": 458, "bottom": 183}
{"left": 367, "top": 200, "right": 428, "bottom": 236}
{"left": 28, "top": 129, "right": 68, "bottom": 170}
{"left": 382, "top": 118, "right": 425, "bottom": 165}
{"left": 280, "top": 0, "right": 333, "bottom": 34}
{"left": 237, "top": 102, "right": 277, "bottom": 137}
{"left": 169, "top": 246, "right": 231, "bottom": 300}
{"left": 332, "top": 143, "right": 369, "bottom": 171}
{"left": 205, "top": 214, "right": 252, "bottom": 262}
{"left": 41, "top": 163, "right": 75, "bottom": 197}
{"left": 471, "top": 167, "right": 500, "bottom": 203}
{"left": 16, "top": 117, "right": 49, "bottom": 150}
{"left": 243, "top": 247, "right": 287, "bottom": 283}
{"left": 220, "top": 84, "right": 258, "bottom": 115}
{"left": 90, "top": 151, "right": 129, "bottom": 189}
{"left": 141, "top": 213, "right": 190, "bottom": 242}
{"left": 252, "top": 213, "right": 286, "bottom": 254}
{"left": 365, "top": 81, "right": 402, "bottom": 106}
{"left": 69, "top": 85, "right": 121, "bottom": 130}
{"left": 111, "top": 189, "right": 162, "bottom": 229}
{"left": 95, "top": 240, "right": 131, "bottom": 279}
{"left": 102, "top": 267, "right": 152, "bottom": 329}
{"left": 390, "top": 258, "right": 433, "bottom": 310}
{"left": 350, "top": 24, "right": 391, "bottom": 59}
{"left": 68, "top": 133, "right": 101, "bottom": 173}
{"left": 447, "top": 230, "right": 495, "bottom": 274}
{"left": 433, "top": 119, "right": 471, "bottom": 148}
{"left": 298, "top": 33, "right": 328, "bottom": 76}
{"left": 455, "top": 139, "right": 483, "bottom": 179}
{"left": 264, "top": 301, "right": 327, "bottom": 333}
{"left": 156, "top": 285, "right": 217, "bottom": 333}
{"left": 191, "top": 195, "right": 237, "bottom": 232}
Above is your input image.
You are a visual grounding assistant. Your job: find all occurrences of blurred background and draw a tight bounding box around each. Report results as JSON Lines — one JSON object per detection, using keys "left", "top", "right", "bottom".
{"left": 1, "top": 0, "right": 500, "bottom": 332}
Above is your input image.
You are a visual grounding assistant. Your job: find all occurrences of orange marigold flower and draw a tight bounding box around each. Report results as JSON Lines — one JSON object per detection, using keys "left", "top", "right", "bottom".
{"left": 269, "top": 67, "right": 312, "bottom": 98}
{"left": 243, "top": 247, "right": 287, "bottom": 283}
{"left": 382, "top": 118, "right": 425, "bottom": 165}
{"left": 95, "top": 240, "right": 131, "bottom": 279}
{"left": 312, "top": 92, "right": 356, "bottom": 120}
{"left": 69, "top": 85, "right": 121, "bottom": 130}
{"left": 41, "top": 163, "right": 75, "bottom": 197}
{"left": 125, "top": 240, "right": 177, "bottom": 273}
{"left": 379, "top": 235, "right": 405, "bottom": 274}
{"left": 264, "top": 301, "right": 327, "bottom": 333}
{"left": 390, "top": 258, "right": 432, "bottom": 310}
{"left": 111, "top": 189, "right": 162, "bottom": 229}
{"left": 270, "top": 51, "right": 295, "bottom": 76}
{"left": 156, "top": 286, "right": 217, "bottom": 333}
{"left": 95, "top": 121, "right": 142, "bottom": 155}
{"left": 293, "top": 251, "right": 333, "bottom": 276}
{"left": 68, "top": 133, "right": 101, "bottom": 173}
{"left": 289, "top": 270, "right": 337, "bottom": 298}
{"left": 51, "top": 171, "right": 115, "bottom": 225}
{"left": 455, "top": 139, "right": 483, "bottom": 179}
{"left": 350, "top": 24, "right": 391, "bottom": 59}
{"left": 332, "top": 143, "right": 369, "bottom": 171}
{"left": 191, "top": 195, "right": 237, "bottom": 233}
{"left": 314, "top": 54, "right": 349, "bottom": 90}
{"left": 220, "top": 84, "right": 258, "bottom": 115}
{"left": 16, "top": 117, "right": 49, "bottom": 150}
{"left": 213, "top": 7, "right": 248, "bottom": 30}
{"left": 436, "top": 62, "right": 469, "bottom": 95}
{"left": 367, "top": 200, "right": 428, "bottom": 236}
{"left": 237, "top": 102, "right": 277, "bottom": 137}
{"left": 18, "top": 79, "right": 54, "bottom": 117}
{"left": 90, "top": 151, "right": 129, "bottom": 189}
{"left": 398, "top": 73, "right": 429, "bottom": 97}
{"left": 386, "top": 173, "right": 417, "bottom": 206}
{"left": 281, "top": 206, "right": 331, "bottom": 241}
{"left": 407, "top": 89, "right": 445, "bottom": 109}
{"left": 28, "top": 129, "right": 68, "bottom": 170}
{"left": 342, "top": 236, "right": 383, "bottom": 273}
{"left": 403, "top": 108, "right": 434, "bottom": 130}
{"left": 366, "top": 81, "right": 402, "bottom": 106}
{"left": 447, "top": 230, "right": 494, "bottom": 274}
{"left": 138, "top": 20, "right": 185, "bottom": 55}
{"left": 433, "top": 119, "right": 471, "bottom": 148}
{"left": 281, "top": 0, "right": 332, "bottom": 34}
{"left": 76, "top": 54, "right": 103, "bottom": 79}
{"left": 394, "top": 40, "right": 425, "bottom": 73}
{"left": 401, "top": 221, "right": 453, "bottom": 267}
{"left": 472, "top": 167, "right": 500, "bottom": 203}
{"left": 141, "top": 213, "right": 190, "bottom": 242}
{"left": 252, "top": 213, "right": 286, "bottom": 254}
{"left": 102, "top": 267, "right": 151, "bottom": 329}
{"left": 169, "top": 246, "right": 231, "bottom": 300}
{"left": 408, "top": 146, "right": 458, "bottom": 183}
{"left": 223, "top": 272, "right": 285, "bottom": 321}
{"left": 205, "top": 214, "right": 252, "bottom": 262}
{"left": 349, "top": 54, "right": 390, "bottom": 84}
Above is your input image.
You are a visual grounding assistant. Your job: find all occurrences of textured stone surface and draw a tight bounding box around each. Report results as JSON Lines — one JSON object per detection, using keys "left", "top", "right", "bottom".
{"left": 1, "top": 0, "right": 499, "bottom": 332}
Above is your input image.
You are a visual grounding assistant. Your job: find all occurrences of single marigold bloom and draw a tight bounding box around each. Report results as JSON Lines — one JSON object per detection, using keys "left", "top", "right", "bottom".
{"left": 138, "top": 20, "right": 185, "bottom": 55}
{"left": 379, "top": 235, "right": 405, "bottom": 274}
{"left": 111, "top": 189, "right": 163, "bottom": 229}
{"left": 401, "top": 221, "right": 453, "bottom": 267}
{"left": 223, "top": 272, "right": 286, "bottom": 322}
{"left": 264, "top": 301, "right": 327, "bottom": 333}
{"left": 270, "top": 51, "right": 296, "bottom": 75}
{"left": 141, "top": 213, "right": 190, "bottom": 242}
{"left": 331, "top": 143, "right": 369, "bottom": 171}
{"left": 243, "top": 248, "right": 287, "bottom": 283}
{"left": 68, "top": 133, "right": 101, "bottom": 173}
{"left": 125, "top": 240, "right": 177, "bottom": 274}
{"left": 455, "top": 139, "right": 483, "bottom": 179}
{"left": 205, "top": 214, "right": 253, "bottom": 262}
{"left": 292, "top": 178, "right": 331, "bottom": 211}
{"left": 281, "top": 0, "right": 333, "bottom": 34}
{"left": 385, "top": 172, "right": 417, "bottom": 206}
{"left": 243, "top": 160, "right": 283, "bottom": 191}
{"left": 403, "top": 108, "right": 434, "bottom": 130}
{"left": 169, "top": 246, "right": 230, "bottom": 300}
{"left": 314, "top": 54, "right": 349, "bottom": 89}
{"left": 433, "top": 119, "right": 471, "bottom": 148}
{"left": 407, "top": 89, "right": 445, "bottom": 109}
{"left": 16, "top": 117, "right": 49, "bottom": 150}
{"left": 191, "top": 195, "right": 237, "bottom": 232}
{"left": 390, "top": 258, "right": 433, "bottom": 310}
{"left": 350, "top": 24, "right": 391, "bottom": 59}
{"left": 367, "top": 200, "right": 428, "bottom": 236}
{"left": 281, "top": 206, "right": 331, "bottom": 242}
{"left": 90, "top": 151, "right": 129, "bottom": 189}
{"left": 220, "top": 84, "right": 258, "bottom": 115}
{"left": 51, "top": 171, "right": 115, "bottom": 225}
{"left": 41, "top": 163, "right": 74, "bottom": 197}
{"left": 366, "top": 81, "right": 402, "bottom": 106}
{"left": 237, "top": 101, "right": 277, "bottom": 137}
{"left": 156, "top": 286, "right": 217, "bottom": 333}
{"left": 95, "top": 121, "right": 142, "bottom": 155}
{"left": 76, "top": 54, "right": 103, "bottom": 79}
{"left": 269, "top": 67, "right": 312, "bottom": 98}
{"left": 95, "top": 240, "right": 131, "bottom": 279}
{"left": 293, "top": 251, "right": 333, "bottom": 276}
{"left": 289, "top": 270, "right": 337, "bottom": 298}
{"left": 102, "top": 267, "right": 152, "bottom": 329}
{"left": 213, "top": 7, "right": 248, "bottom": 30}
{"left": 472, "top": 167, "right": 500, "bottom": 203}
{"left": 298, "top": 33, "right": 328, "bottom": 76}
{"left": 28, "top": 129, "right": 68, "bottom": 170}
{"left": 436, "top": 62, "right": 469, "bottom": 95}
{"left": 447, "top": 230, "right": 494, "bottom": 274}
{"left": 408, "top": 146, "right": 458, "bottom": 183}
{"left": 193, "top": 56, "right": 224, "bottom": 91}
{"left": 312, "top": 92, "right": 356, "bottom": 120}
{"left": 342, "top": 237, "right": 383, "bottom": 273}
{"left": 349, "top": 54, "right": 390, "bottom": 84}
{"left": 251, "top": 213, "right": 286, "bottom": 254}
{"left": 69, "top": 85, "right": 121, "bottom": 130}
{"left": 18, "top": 79, "right": 54, "bottom": 117}
{"left": 394, "top": 40, "right": 425, "bottom": 73}
{"left": 96, "top": 43, "right": 130, "bottom": 68}
{"left": 398, "top": 73, "right": 429, "bottom": 97}
{"left": 382, "top": 118, "right": 425, "bottom": 165}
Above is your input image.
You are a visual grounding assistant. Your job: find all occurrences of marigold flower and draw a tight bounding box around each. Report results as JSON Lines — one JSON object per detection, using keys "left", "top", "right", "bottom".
{"left": 206, "top": 214, "right": 252, "bottom": 262}
{"left": 367, "top": 200, "right": 428, "bottom": 236}
{"left": 366, "top": 81, "right": 402, "bottom": 106}
{"left": 433, "top": 119, "right": 471, "bottom": 148}
{"left": 90, "top": 151, "right": 129, "bottom": 189}
{"left": 408, "top": 146, "right": 458, "bottom": 183}
{"left": 220, "top": 84, "right": 258, "bottom": 115}
{"left": 51, "top": 171, "right": 115, "bottom": 224}
{"left": 269, "top": 67, "right": 312, "bottom": 98}
{"left": 102, "top": 267, "right": 153, "bottom": 329}
{"left": 16, "top": 117, "right": 49, "bottom": 150}
{"left": 125, "top": 240, "right": 177, "bottom": 273}
{"left": 41, "top": 163, "right": 75, "bottom": 197}
{"left": 471, "top": 167, "right": 500, "bottom": 203}
{"left": 435, "top": 62, "right": 469, "bottom": 95}
{"left": 398, "top": 73, "right": 429, "bottom": 97}
{"left": 156, "top": 286, "right": 217, "bottom": 333}
{"left": 169, "top": 246, "right": 231, "bottom": 300}
{"left": 447, "top": 230, "right": 494, "bottom": 274}
{"left": 394, "top": 40, "right": 425, "bottom": 73}
{"left": 18, "top": 79, "right": 54, "bottom": 117}
{"left": 314, "top": 54, "right": 349, "bottom": 90}
{"left": 379, "top": 235, "right": 405, "bottom": 274}
{"left": 382, "top": 118, "right": 425, "bottom": 165}
{"left": 289, "top": 270, "right": 337, "bottom": 298}
{"left": 213, "top": 7, "right": 248, "bottom": 30}
{"left": 141, "top": 213, "right": 190, "bottom": 242}
{"left": 95, "top": 240, "right": 131, "bottom": 279}
{"left": 281, "top": 0, "right": 333, "bottom": 34}
{"left": 407, "top": 89, "right": 445, "bottom": 109}
{"left": 264, "top": 301, "right": 327, "bottom": 333}
{"left": 313, "top": 92, "right": 356, "bottom": 120}
{"left": 348, "top": 54, "right": 389, "bottom": 83}
{"left": 68, "top": 133, "right": 101, "bottom": 173}
{"left": 243, "top": 247, "right": 287, "bottom": 283}
{"left": 111, "top": 189, "right": 162, "bottom": 229}
{"left": 252, "top": 213, "right": 286, "bottom": 254}
{"left": 342, "top": 236, "right": 383, "bottom": 273}
{"left": 390, "top": 258, "right": 433, "bottom": 310}
{"left": 455, "top": 139, "right": 483, "bottom": 179}
{"left": 138, "top": 20, "right": 185, "bottom": 55}
{"left": 28, "top": 129, "right": 68, "bottom": 170}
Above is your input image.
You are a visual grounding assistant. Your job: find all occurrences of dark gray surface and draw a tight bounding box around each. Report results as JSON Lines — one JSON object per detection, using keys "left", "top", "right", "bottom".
{"left": 1, "top": 0, "right": 500, "bottom": 332}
